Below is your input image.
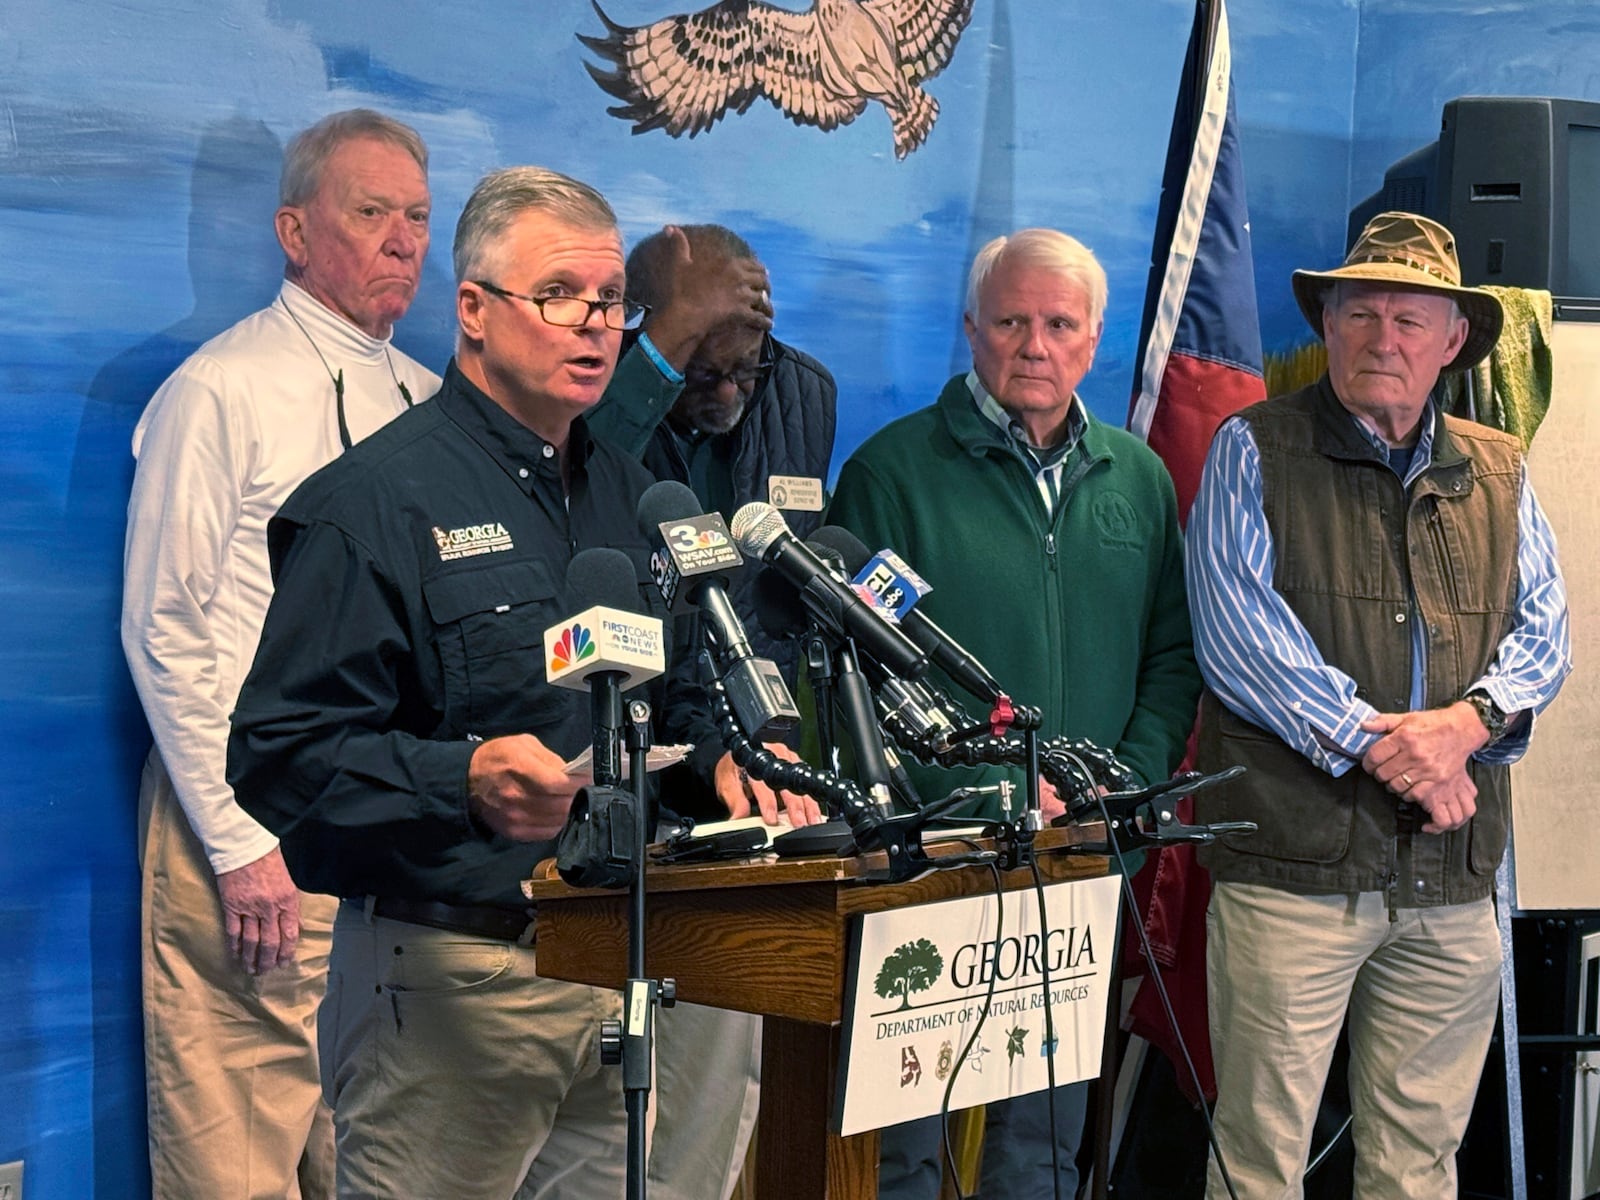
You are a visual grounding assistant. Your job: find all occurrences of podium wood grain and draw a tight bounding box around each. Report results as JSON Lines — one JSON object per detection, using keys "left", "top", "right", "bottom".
{"left": 526, "top": 827, "right": 1107, "bottom": 1199}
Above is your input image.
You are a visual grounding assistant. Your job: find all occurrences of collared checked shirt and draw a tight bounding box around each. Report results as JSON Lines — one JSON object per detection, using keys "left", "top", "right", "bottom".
{"left": 968, "top": 370, "right": 1088, "bottom": 515}
{"left": 1187, "top": 399, "right": 1570, "bottom": 777}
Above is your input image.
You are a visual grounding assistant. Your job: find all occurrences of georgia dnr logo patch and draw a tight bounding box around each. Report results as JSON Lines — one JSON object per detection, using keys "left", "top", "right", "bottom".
{"left": 432, "top": 522, "right": 513, "bottom": 561}
{"left": 1091, "top": 492, "right": 1144, "bottom": 550}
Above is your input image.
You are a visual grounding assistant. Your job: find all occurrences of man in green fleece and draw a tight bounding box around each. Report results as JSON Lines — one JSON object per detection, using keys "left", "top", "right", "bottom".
{"left": 828, "top": 227, "right": 1200, "bottom": 1200}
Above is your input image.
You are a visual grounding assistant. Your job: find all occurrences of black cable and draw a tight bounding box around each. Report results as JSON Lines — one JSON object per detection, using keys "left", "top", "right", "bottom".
{"left": 1025, "top": 853, "right": 1064, "bottom": 1200}
{"left": 1075, "top": 773, "right": 1240, "bottom": 1200}
{"left": 938, "top": 851, "right": 1006, "bottom": 1200}
{"left": 702, "top": 669, "right": 870, "bottom": 818}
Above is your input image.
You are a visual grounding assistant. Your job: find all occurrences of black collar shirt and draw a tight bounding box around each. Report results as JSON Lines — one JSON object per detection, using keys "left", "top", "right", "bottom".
{"left": 228, "top": 360, "right": 716, "bottom": 908}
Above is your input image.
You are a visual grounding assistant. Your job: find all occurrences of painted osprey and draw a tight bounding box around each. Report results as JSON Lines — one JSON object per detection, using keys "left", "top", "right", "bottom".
{"left": 578, "top": 0, "right": 975, "bottom": 159}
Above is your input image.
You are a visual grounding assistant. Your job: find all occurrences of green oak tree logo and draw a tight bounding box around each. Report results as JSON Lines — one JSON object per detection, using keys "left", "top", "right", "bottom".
{"left": 874, "top": 938, "right": 944, "bottom": 1011}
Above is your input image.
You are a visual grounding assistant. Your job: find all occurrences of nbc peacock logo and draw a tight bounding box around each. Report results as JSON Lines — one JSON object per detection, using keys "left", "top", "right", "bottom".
{"left": 550, "top": 623, "right": 597, "bottom": 674}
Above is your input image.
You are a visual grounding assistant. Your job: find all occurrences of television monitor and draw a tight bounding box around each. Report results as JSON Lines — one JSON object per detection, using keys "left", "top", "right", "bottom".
{"left": 1347, "top": 96, "right": 1600, "bottom": 299}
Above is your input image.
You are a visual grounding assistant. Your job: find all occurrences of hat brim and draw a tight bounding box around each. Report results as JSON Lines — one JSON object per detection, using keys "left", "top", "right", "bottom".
{"left": 1291, "top": 263, "right": 1504, "bottom": 372}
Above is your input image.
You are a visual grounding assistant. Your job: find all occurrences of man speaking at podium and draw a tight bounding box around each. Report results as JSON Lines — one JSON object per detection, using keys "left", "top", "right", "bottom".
{"left": 829, "top": 228, "right": 1200, "bottom": 1200}
{"left": 228, "top": 166, "right": 813, "bottom": 1199}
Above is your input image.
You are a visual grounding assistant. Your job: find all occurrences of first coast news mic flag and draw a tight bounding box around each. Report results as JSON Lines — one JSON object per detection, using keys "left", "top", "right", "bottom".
{"left": 1124, "top": 0, "right": 1265, "bottom": 1101}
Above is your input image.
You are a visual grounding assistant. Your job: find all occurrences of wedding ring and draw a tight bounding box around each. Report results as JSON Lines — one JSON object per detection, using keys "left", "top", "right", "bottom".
{"left": 1400, "top": 771, "right": 1415, "bottom": 790}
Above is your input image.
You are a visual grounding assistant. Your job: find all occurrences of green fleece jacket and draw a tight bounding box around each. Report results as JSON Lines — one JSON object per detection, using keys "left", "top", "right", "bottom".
{"left": 826, "top": 375, "right": 1199, "bottom": 818}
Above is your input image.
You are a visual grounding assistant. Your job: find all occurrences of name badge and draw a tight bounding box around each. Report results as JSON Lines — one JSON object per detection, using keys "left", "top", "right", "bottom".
{"left": 768, "top": 475, "right": 824, "bottom": 512}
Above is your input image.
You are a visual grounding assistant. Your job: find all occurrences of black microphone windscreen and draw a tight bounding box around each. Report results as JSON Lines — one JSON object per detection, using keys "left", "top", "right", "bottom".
{"left": 752, "top": 567, "right": 810, "bottom": 640}
{"left": 565, "top": 547, "right": 643, "bottom": 613}
{"left": 804, "top": 539, "right": 846, "bottom": 575}
{"left": 635, "top": 478, "right": 704, "bottom": 539}
{"left": 807, "top": 525, "right": 873, "bottom": 575}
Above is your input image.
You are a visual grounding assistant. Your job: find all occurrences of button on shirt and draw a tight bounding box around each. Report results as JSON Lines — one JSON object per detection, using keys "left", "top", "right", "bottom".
{"left": 1186, "top": 401, "right": 1570, "bottom": 776}
{"left": 227, "top": 361, "right": 714, "bottom": 908}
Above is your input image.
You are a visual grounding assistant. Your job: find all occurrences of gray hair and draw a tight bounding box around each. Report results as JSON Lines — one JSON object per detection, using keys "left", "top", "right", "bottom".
{"left": 965, "top": 228, "right": 1108, "bottom": 325}
{"left": 279, "top": 109, "right": 427, "bottom": 207}
{"left": 453, "top": 167, "right": 618, "bottom": 283}
{"left": 625, "top": 224, "right": 758, "bottom": 311}
{"left": 1321, "top": 280, "right": 1464, "bottom": 326}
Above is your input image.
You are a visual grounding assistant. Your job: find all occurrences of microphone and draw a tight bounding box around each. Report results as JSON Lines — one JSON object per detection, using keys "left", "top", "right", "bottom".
{"left": 807, "top": 526, "right": 1004, "bottom": 706}
{"left": 730, "top": 503, "right": 929, "bottom": 683}
{"left": 545, "top": 548, "right": 665, "bottom": 786}
{"left": 794, "top": 537, "right": 958, "bottom": 752}
{"left": 752, "top": 565, "right": 810, "bottom": 641}
{"left": 636, "top": 479, "right": 742, "bottom": 616}
{"left": 637, "top": 482, "right": 799, "bottom": 740}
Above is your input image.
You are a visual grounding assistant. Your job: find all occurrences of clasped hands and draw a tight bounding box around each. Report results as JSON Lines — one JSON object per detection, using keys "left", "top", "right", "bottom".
{"left": 1359, "top": 702, "right": 1491, "bottom": 833}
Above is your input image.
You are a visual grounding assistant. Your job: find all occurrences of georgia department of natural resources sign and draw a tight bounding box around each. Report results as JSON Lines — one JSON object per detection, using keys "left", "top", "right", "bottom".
{"left": 834, "top": 875, "right": 1121, "bottom": 1136}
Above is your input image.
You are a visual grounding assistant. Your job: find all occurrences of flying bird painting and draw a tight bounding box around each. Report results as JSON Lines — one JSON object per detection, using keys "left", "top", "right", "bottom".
{"left": 578, "top": 0, "right": 976, "bottom": 159}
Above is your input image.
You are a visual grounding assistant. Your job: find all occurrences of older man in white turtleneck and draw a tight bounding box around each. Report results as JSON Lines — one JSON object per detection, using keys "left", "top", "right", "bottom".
{"left": 121, "top": 107, "right": 437, "bottom": 1200}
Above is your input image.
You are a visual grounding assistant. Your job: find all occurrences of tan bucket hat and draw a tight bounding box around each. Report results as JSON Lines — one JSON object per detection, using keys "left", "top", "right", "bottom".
{"left": 1291, "top": 211, "right": 1504, "bottom": 371}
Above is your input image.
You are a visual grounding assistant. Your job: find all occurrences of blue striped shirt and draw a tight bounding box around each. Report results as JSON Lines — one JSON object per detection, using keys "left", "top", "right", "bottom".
{"left": 1186, "top": 404, "right": 1571, "bottom": 777}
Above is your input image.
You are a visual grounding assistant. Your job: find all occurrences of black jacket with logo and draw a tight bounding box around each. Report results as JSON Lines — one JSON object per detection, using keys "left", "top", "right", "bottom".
{"left": 227, "top": 361, "right": 717, "bottom": 909}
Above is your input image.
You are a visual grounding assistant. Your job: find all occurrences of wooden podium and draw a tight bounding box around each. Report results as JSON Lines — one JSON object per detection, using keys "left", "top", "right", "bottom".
{"left": 524, "top": 828, "right": 1108, "bottom": 1200}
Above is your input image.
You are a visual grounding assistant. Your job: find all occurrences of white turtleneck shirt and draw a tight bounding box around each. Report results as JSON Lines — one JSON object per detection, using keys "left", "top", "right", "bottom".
{"left": 122, "top": 280, "right": 441, "bottom": 873}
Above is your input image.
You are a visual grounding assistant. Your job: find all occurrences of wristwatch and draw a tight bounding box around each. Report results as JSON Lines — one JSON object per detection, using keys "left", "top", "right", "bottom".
{"left": 1462, "top": 690, "right": 1510, "bottom": 744}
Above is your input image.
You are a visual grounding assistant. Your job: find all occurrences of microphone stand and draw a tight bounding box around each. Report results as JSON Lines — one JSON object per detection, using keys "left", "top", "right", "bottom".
{"left": 587, "top": 678, "right": 670, "bottom": 1200}
{"left": 801, "top": 631, "right": 837, "bottom": 768}
{"left": 1059, "top": 765, "right": 1258, "bottom": 854}
{"left": 618, "top": 699, "right": 670, "bottom": 1200}
{"left": 988, "top": 724, "right": 1043, "bottom": 871}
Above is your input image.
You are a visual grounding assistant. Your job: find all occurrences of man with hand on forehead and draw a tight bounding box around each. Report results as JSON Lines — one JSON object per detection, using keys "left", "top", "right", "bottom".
{"left": 592, "top": 223, "right": 836, "bottom": 700}
{"left": 590, "top": 223, "right": 837, "bottom": 1200}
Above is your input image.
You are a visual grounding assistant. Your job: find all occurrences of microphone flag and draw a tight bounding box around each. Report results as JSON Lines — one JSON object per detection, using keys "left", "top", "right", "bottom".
{"left": 545, "top": 605, "right": 665, "bottom": 692}
{"left": 851, "top": 549, "right": 931, "bottom": 621}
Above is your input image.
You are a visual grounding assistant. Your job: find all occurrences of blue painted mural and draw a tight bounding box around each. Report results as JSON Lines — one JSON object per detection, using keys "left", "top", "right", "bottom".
{"left": 4, "top": 1, "right": 1600, "bottom": 1195}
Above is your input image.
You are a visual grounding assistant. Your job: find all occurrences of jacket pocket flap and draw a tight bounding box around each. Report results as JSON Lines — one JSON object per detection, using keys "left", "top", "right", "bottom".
{"left": 423, "top": 560, "right": 558, "bottom": 625}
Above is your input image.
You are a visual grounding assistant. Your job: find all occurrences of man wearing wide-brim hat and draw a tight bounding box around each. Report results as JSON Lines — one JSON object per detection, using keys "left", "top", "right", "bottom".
{"left": 1184, "top": 211, "right": 1571, "bottom": 1194}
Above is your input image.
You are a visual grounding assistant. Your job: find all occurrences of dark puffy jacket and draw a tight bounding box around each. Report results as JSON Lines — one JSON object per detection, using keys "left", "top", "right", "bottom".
{"left": 637, "top": 338, "right": 837, "bottom": 682}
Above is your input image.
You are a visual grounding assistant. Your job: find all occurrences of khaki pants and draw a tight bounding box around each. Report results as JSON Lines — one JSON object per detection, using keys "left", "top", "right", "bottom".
{"left": 1205, "top": 882, "right": 1502, "bottom": 1199}
{"left": 646, "top": 1003, "right": 762, "bottom": 1200}
{"left": 323, "top": 902, "right": 630, "bottom": 1200}
{"left": 139, "top": 752, "right": 336, "bottom": 1200}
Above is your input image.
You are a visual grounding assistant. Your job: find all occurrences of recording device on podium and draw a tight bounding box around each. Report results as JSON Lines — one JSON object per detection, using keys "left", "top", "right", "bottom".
{"left": 794, "top": 525, "right": 1258, "bottom": 857}
{"left": 544, "top": 548, "right": 663, "bottom": 892}
{"left": 637, "top": 480, "right": 799, "bottom": 740}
